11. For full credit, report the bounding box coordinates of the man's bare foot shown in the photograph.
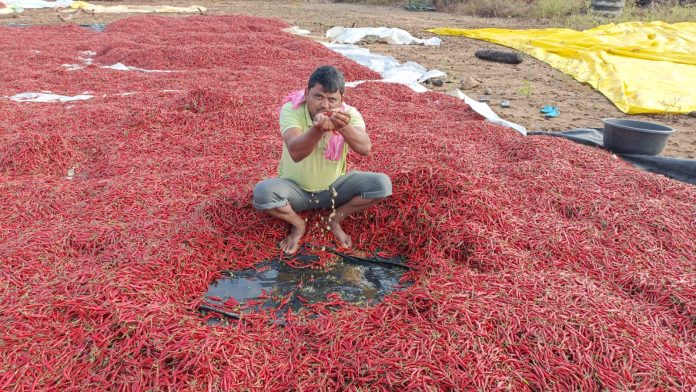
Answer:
[279,222,305,254]
[328,219,352,249]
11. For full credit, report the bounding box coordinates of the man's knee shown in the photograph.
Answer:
[252,180,269,208]
[374,173,392,195]
[363,172,392,199]
[253,179,288,210]
[359,173,392,199]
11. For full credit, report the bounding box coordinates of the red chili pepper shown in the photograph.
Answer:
[2,15,694,392]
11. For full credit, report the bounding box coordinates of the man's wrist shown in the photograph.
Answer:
[337,124,351,134]
[309,125,325,137]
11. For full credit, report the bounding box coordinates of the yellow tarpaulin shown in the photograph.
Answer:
[428,22,696,114]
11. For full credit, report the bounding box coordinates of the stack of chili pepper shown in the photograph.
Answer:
[1,15,694,391]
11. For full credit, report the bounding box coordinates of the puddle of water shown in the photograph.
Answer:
[201,254,411,323]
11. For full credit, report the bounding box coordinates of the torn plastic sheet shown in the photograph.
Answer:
[8,92,93,103]
[200,249,411,324]
[101,63,175,73]
[324,43,444,93]
[101,90,180,97]
[447,89,526,136]
[327,26,441,46]
[61,50,95,71]
[61,51,171,73]
[62,63,86,71]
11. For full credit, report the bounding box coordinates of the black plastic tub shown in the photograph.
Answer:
[603,118,675,156]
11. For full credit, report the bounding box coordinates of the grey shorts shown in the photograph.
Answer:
[253,171,392,212]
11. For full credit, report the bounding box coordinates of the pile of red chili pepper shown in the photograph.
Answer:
[1,15,695,391]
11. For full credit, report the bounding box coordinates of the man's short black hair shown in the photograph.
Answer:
[307,65,345,95]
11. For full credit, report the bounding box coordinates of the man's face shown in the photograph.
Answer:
[305,83,343,119]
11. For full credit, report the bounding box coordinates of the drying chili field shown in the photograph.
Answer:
[1,15,695,391]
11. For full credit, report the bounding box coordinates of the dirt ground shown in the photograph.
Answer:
[3,0,694,158]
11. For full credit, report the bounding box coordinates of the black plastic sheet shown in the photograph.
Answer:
[200,248,411,323]
[529,128,696,186]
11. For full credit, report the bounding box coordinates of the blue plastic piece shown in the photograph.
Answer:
[540,105,560,118]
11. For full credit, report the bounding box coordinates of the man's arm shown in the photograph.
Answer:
[331,111,371,156]
[338,125,371,156]
[283,114,333,162]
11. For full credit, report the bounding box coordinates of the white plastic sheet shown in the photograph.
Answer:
[101,63,174,73]
[9,92,93,102]
[447,89,526,135]
[0,4,15,13]
[3,0,71,9]
[62,50,95,71]
[282,26,310,36]
[323,43,444,93]
[327,26,441,46]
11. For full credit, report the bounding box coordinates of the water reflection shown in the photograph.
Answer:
[202,256,411,321]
